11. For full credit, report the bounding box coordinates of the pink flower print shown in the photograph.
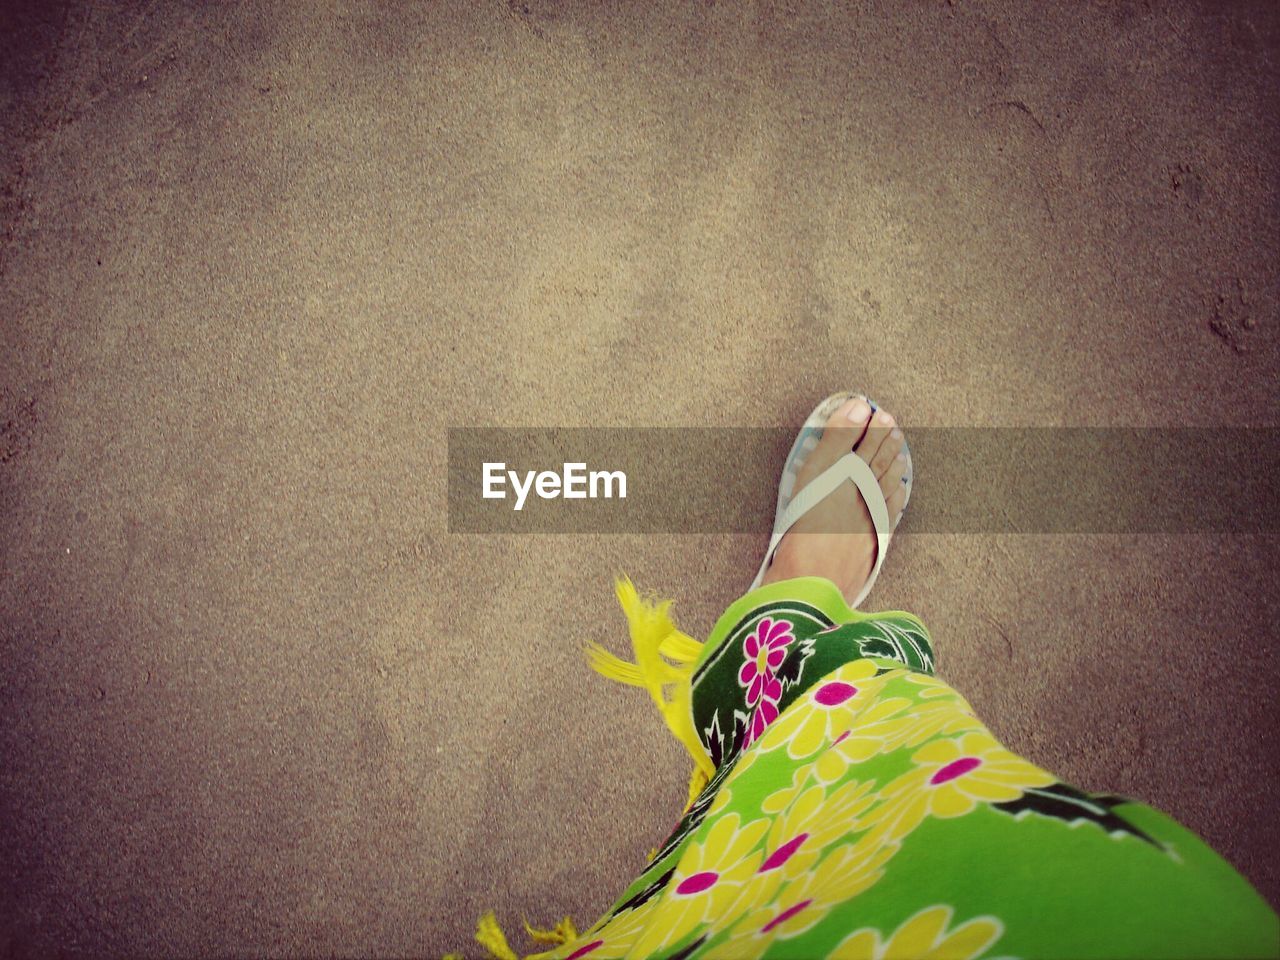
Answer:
[739,617,795,706]
[747,692,782,745]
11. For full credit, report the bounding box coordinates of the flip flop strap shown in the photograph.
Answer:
[753,452,891,609]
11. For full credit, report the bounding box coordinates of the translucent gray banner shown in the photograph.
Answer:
[447,428,1278,533]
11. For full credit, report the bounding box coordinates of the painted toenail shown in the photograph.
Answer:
[848,402,870,423]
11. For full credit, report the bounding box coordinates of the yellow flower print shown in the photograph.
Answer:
[885,696,984,751]
[700,783,877,934]
[811,696,917,784]
[828,904,1005,960]
[628,812,770,958]
[707,782,733,816]
[547,895,661,960]
[856,731,1056,845]
[707,740,767,816]
[722,740,762,786]
[697,740,765,818]
[756,660,889,760]
[808,832,900,903]
[762,763,811,815]
[702,836,898,958]
[757,781,878,878]
[901,671,961,699]
[860,661,908,686]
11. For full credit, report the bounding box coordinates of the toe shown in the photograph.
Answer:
[857,407,896,468]
[886,483,908,526]
[879,449,908,500]
[870,427,905,480]
[812,396,872,467]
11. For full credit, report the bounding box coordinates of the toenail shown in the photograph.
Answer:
[848,401,870,423]
[896,452,906,462]
[891,428,903,440]
[876,411,892,425]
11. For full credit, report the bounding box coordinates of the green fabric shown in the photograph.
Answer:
[547,578,1278,960]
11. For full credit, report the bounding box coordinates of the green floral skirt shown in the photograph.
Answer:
[492,577,1278,960]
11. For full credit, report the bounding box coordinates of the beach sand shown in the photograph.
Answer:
[1,1,1277,954]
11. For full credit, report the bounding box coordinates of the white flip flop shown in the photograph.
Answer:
[749,392,913,607]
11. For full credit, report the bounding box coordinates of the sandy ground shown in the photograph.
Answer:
[2,1,1277,956]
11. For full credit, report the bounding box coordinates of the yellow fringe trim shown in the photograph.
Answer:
[464,580,722,960]
[465,912,578,960]
[586,577,715,781]
[463,581,717,959]
[522,916,580,960]
[475,911,519,960]
[524,916,578,945]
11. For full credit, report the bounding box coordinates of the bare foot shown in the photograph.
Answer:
[760,397,908,605]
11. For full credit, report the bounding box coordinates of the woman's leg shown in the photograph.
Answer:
[553,577,1276,960]
[468,399,1269,960]
[530,397,1276,960]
